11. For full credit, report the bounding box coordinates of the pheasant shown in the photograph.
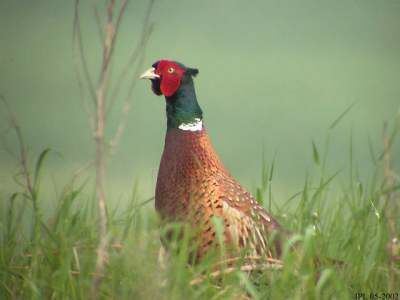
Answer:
[140,60,284,262]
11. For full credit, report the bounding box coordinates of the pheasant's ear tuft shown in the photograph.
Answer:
[187,68,199,77]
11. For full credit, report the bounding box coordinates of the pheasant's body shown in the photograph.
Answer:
[141,60,283,261]
[156,128,282,259]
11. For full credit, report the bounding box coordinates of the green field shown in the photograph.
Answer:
[0,0,399,299]
[0,134,399,298]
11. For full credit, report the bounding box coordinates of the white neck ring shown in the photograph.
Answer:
[178,118,203,132]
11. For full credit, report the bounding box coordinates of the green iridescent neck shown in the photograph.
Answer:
[165,75,203,130]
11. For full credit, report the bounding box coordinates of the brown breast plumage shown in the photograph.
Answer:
[155,128,283,261]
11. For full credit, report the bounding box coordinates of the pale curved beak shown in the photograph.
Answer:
[139,67,160,80]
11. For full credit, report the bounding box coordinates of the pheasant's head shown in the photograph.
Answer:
[140,59,202,130]
[140,60,199,98]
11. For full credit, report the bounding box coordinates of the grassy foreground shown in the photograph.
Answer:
[0,135,399,300]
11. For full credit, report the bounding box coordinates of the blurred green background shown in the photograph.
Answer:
[0,0,399,203]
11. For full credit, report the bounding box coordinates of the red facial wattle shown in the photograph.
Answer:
[160,74,181,97]
[155,60,185,97]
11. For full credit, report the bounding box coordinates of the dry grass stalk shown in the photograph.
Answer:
[189,261,283,286]
[72,0,154,297]
[109,0,155,152]
[1,97,34,199]
[1,96,42,245]
[90,1,121,298]
[73,0,154,299]
[382,121,400,290]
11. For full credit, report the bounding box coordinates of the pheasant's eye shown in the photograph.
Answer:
[167,67,175,74]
